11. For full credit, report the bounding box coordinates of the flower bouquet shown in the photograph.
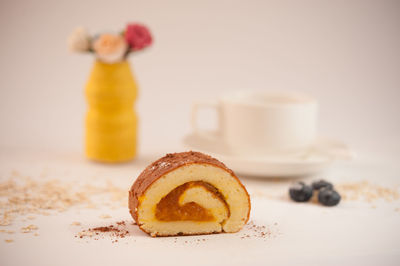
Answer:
[68,23,153,163]
[68,23,152,63]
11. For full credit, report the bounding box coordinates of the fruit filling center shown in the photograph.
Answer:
[155,181,229,221]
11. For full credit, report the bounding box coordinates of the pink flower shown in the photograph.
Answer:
[125,23,153,51]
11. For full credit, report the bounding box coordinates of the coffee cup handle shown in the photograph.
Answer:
[191,101,221,140]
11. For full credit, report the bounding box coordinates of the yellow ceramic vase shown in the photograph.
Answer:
[85,61,138,162]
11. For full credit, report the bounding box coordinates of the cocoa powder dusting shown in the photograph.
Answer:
[92,226,119,232]
[76,221,131,242]
[238,220,280,241]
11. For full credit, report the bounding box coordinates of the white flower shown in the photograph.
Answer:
[68,27,90,52]
[92,33,128,63]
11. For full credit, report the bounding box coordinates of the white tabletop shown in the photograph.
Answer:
[0,146,399,266]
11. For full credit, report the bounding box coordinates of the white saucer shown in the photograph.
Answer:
[183,132,353,178]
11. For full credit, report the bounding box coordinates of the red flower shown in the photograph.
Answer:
[125,23,153,51]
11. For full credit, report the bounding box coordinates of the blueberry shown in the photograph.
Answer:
[318,188,341,206]
[312,180,333,191]
[289,182,313,202]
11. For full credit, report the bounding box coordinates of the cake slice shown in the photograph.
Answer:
[129,151,250,237]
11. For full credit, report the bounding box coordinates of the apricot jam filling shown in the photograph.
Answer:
[155,181,229,221]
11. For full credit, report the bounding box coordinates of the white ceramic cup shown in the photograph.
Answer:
[192,91,318,157]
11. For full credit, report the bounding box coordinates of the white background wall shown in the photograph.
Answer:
[0,0,399,155]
